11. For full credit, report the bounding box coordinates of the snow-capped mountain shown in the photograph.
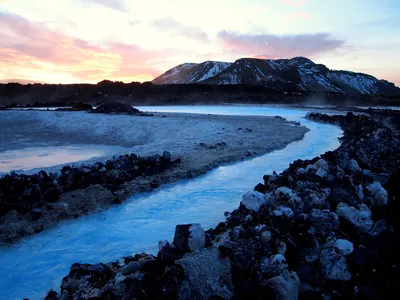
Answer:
[152,61,231,84]
[152,57,399,94]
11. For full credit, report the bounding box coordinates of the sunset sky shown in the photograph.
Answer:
[1,0,399,85]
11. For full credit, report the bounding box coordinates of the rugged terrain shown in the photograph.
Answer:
[1,58,400,107]
[153,57,400,95]
[152,61,231,85]
[45,109,400,300]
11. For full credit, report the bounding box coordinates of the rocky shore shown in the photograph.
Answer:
[44,110,400,300]
[0,152,180,244]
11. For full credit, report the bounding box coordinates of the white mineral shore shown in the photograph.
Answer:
[0,110,309,175]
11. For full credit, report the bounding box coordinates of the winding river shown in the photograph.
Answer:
[0,106,342,299]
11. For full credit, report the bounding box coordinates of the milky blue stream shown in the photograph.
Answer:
[0,106,342,299]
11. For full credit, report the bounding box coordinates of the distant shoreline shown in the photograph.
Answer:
[1,81,399,108]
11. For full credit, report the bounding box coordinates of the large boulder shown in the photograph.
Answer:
[274,187,296,199]
[272,206,294,218]
[333,165,345,180]
[334,239,354,256]
[158,240,178,262]
[315,168,328,179]
[347,159,361,173]
[366,181,388,207]
[262,269,300,300]
[308,189,330,206]
[269,254,288,271]
[308,209,340,232]
[336,203,374,232]
[173,224,205,253]
[260,230,272,245]
[319,248,352,281]
[177,248,233,299]
[314,159,329,171]
[241,191,268,212]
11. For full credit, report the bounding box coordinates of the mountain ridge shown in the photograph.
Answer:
[152,61,231,84]
[152,57,399,95]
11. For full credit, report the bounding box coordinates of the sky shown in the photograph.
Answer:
[1,0,399,85]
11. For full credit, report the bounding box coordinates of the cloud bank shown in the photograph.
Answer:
[217,30,344,59]
[152,18,209,42]
[0,13,174,83]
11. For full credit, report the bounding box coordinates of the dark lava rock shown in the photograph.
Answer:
[319,248,351,281]
[61,263,114,294]
[173,223,205,253]
[43,187,62,202]
[90,101,140,114]
[31,208,42,221]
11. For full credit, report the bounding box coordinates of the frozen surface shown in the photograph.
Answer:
[0,145,130,174]
[0,106,342,300]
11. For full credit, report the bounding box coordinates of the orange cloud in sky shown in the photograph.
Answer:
[0,13,165,83]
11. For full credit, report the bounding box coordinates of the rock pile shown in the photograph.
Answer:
[46,112,400,299]
[89,101,141,115]
[0,152,180,244]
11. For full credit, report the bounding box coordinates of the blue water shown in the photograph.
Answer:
[0,106,342,299]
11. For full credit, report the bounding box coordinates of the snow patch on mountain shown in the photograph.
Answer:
[153,61,231,84]
[152,63,198,84]
[327,72,378,94]
[196,62,231,82]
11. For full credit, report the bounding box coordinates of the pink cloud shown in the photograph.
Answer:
[0,12,181,83]
[217,30,344,59]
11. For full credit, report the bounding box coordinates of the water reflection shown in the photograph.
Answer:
[0,145,130,175]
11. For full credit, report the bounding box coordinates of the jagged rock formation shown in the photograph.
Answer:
[153,57,400,95]
[152,61,231,84]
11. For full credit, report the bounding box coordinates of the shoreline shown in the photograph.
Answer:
[0,112,309,245]
[44,109,400,300]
